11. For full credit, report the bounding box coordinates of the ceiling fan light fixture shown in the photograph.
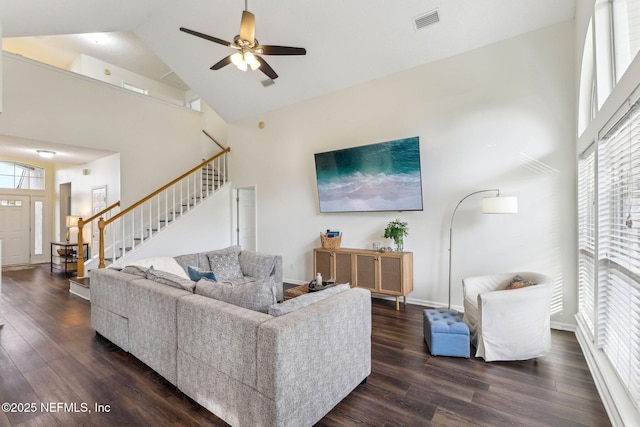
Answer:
[244,51,256,64]
[249,60,261,71]
[244,52,261,70]
[231,52,243,66]
[180,5,306,80]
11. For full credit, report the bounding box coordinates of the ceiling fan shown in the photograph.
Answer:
[179,2,306,80]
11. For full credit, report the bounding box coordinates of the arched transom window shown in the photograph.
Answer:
[0,161,45,190]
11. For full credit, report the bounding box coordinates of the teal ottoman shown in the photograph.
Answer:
[423,309,470,358]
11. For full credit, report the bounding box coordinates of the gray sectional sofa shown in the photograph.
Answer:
[90,247,372,427]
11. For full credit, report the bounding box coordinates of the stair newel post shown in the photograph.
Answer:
[98,217,106,268]
[77,217,85,277]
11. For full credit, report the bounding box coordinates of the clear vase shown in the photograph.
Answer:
[394,239,403,252]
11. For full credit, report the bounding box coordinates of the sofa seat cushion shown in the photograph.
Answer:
[268,284,351,317]
[195,277,277,313]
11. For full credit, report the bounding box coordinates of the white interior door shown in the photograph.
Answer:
[0,195,30,265]
[235,187,256,251]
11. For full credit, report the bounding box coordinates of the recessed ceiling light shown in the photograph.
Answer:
[36,150,56,158]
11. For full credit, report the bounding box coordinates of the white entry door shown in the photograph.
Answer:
[0,195,30,265]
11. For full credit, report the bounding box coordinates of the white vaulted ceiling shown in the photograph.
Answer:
[1,0,576,123]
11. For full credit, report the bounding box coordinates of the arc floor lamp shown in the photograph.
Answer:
[448,189,518,310]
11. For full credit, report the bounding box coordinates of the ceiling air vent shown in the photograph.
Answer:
[261,79,276,88]
[413,9,440,30]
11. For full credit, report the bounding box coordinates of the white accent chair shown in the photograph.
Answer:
[462,272,553,361]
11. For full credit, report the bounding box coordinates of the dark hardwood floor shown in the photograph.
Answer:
[0,265,610,426]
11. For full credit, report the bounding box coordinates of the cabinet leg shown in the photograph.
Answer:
[395,296,399,311]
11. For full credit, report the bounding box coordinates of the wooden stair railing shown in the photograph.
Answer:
[98,148,230,269]
[202,129,226,151]
[76,201,121,277]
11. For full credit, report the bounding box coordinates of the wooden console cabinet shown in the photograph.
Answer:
[314,247,413,310]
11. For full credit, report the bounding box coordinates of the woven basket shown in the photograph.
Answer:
[320,233,342,249]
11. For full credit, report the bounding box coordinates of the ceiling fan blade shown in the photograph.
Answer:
[256,56,278,80]
[239,11,256,44]
[179,27,231,47]
[210,55,233,70]
[257,45,307,56]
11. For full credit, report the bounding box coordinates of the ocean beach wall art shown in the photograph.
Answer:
[314,137,424,213]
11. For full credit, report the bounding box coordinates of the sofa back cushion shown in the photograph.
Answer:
[207,252,244,280]
[195,277,277,313]
[175,246,241,275]
[238,250,277,280]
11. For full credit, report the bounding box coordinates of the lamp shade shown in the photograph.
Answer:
[482,196,518,214]
[66,215,80,228]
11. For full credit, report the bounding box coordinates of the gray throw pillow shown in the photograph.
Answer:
[146,265,196,293]
[207,252,244,280]
[195,277,276,313]
[175,246,242,274]
[121,265,148,277]
[268,283,351,317]
[238,251,276,279]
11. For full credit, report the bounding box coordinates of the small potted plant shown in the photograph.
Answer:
[383,219,408,252]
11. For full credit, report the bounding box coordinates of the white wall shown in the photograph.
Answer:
[115,183,233,262]
[229,22,577,325]
[0,53,205,206]
[71,54,187,107]
[55,153,121,243]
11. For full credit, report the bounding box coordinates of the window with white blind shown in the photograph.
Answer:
[578,149,596,337]
[613,0,640,81]
[595,102,640,407]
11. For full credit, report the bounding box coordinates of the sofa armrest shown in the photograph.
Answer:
[90,268,141,317]
[462,273,514,308]
[256,288,371,426]
[478,283,554,361]
[177,294,273,387]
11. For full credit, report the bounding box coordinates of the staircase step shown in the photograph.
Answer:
[69,277,90,300]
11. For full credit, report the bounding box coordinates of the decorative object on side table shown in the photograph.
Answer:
[320,230,342,249]
[65,215,80,242]
[309,272,336,291]
[383,219,408,252]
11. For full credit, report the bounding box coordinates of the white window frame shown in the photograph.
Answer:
[123,82,148,95]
